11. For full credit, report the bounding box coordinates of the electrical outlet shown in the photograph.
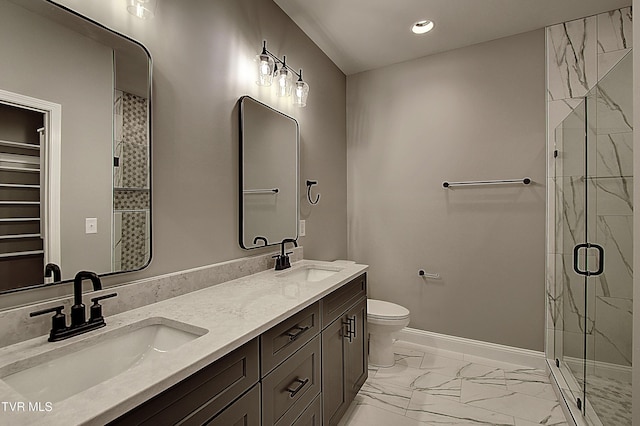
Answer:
[299,220,306,237]
[85,218,97,234]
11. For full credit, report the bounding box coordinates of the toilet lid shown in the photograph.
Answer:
[367,299,410,320]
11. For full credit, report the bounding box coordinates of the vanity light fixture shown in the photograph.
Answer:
[256,42,276,86]
[411,19,434,34]
[255,41,310,107]
[293,70,310,107]
[275,57,294,97]
[127,0,157,20]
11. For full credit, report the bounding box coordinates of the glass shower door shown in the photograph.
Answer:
[554,51,633,425]
[583,51,633,426]
[554,96,591,413]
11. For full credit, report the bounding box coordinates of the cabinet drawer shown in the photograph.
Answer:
[204,384,261,426]
[321,273,366,328]
[292,394,322,426]
[109,338,259,426]
[261,301,320,376]
[262,335,321,426]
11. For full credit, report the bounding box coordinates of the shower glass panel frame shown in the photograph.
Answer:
[552,51,632,425]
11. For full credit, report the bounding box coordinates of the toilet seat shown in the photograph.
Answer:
[367,299,410,321]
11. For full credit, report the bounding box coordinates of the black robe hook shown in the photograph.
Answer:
[306,180,320,205]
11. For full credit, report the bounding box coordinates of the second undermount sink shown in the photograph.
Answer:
[1,318,207,402]
[277,264,344,282]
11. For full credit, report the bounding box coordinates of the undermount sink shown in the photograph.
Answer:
[277,264,343,282]
[1,318,207,402]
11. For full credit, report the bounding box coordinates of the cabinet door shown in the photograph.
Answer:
[345,298,368,399]
[109,338,259,426]
[292,394,322,426]
[321,312,348,426]
[204,384,260,426]
[322,297,368,426]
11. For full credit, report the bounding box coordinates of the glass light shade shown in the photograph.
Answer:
[255,53,275,86]
[293,80,309,107]
[127,0,157,19]
[275,67,293,97]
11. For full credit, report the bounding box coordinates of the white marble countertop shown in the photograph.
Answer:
[0,260,368,425]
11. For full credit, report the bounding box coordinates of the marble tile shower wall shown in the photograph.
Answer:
[0,247,303,347]
[113,90,150,271]
[546,7,633,371]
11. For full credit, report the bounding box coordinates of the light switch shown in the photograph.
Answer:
[86,218,97,234]
[299,220,306,237]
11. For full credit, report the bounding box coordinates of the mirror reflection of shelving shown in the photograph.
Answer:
[0,103,44,291]
[0,0,152,293]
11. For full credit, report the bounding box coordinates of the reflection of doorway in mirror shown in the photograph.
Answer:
[0,89,61,292]
[112,90,150,271]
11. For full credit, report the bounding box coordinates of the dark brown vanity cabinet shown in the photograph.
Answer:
[204,384,261,426]
[260,302,322,426]
[109,338,260,426]
[321,276,368,426]
[110,273,367,426]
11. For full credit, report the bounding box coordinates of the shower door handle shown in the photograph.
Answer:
[572,243,604,276]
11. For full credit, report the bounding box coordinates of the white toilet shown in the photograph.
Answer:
[367,299,410,367]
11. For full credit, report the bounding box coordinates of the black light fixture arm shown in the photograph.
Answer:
[261,40,303,80]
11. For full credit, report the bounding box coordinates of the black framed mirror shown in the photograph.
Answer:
[0,0,152,293]
[239,96,298,249]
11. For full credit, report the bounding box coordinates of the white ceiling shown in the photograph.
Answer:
[273,0,632,75]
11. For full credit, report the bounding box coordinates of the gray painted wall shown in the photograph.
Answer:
[632,0,639,421]
[347,30,546,351]
[1,1,551,359]
[0,0,113,279]
[46,0,348,289]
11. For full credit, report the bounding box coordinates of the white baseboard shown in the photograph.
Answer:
[397,327,547,369]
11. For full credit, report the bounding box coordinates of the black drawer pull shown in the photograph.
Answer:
[342,315,357,343]
[286,325,310,341]
[349,315,357,340]
[286,377,309,398]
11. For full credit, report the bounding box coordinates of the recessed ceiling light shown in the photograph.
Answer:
[411,20,434,35]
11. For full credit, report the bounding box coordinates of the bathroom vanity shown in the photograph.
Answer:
[110,273,366,425]
[0,260,368,425]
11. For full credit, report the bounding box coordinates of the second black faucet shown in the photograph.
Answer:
[71,271,102,327]
[274,238,298,271]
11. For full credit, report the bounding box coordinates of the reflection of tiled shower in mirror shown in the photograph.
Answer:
[113,90,150,271]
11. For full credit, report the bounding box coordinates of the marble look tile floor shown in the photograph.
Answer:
[339,340,569,426]
[586,374,632,426]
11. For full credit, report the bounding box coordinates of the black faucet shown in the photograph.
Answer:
[274,238,298,270]
[30,271,117,342]
[44,263,61,282]
[71,271,102,327]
